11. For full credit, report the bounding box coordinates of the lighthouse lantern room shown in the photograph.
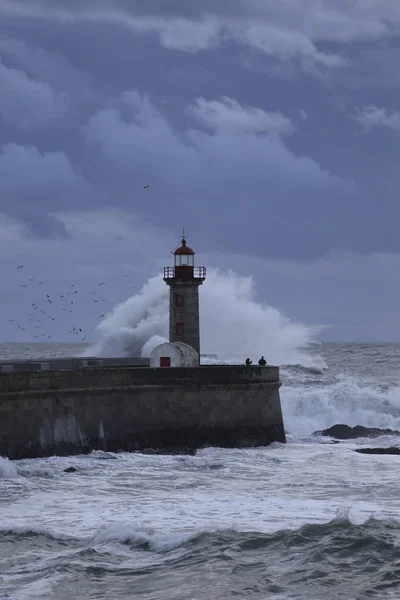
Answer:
[163,232,206,356]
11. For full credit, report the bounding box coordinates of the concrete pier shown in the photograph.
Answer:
[0,364,285,459]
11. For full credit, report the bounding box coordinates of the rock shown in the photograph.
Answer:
[63,466,77,473]
[355,447,400,455]
[313,424,400,440]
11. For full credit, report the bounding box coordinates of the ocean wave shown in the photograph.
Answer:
[2,517,400,599]
[0,457,18,479]
[282,364,325,376]
[281,375,400,437]
[91,525,197,552]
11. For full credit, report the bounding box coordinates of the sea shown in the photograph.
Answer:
[2,341,400,600]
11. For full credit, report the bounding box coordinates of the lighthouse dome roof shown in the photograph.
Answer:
[173,238,195,255]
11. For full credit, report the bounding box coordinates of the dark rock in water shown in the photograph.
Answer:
[355,447,400,455]
[63,466,77,473]
[314,424,400,440]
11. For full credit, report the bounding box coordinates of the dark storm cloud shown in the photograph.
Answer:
[5,0,400,65]
[0,0,399,259]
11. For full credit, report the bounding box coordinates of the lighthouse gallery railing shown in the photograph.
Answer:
[163,267,206,279]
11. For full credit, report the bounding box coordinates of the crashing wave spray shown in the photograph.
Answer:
[83,268,324,367]
[281,374,400,436]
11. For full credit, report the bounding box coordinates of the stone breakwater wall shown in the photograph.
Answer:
[0,364,285,459]
[0,356,150,373]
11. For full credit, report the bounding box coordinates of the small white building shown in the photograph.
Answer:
[150,342,199,368]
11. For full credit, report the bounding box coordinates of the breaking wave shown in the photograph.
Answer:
[281,374,400,437]
[2,518,400,599]
[83,269,324,367]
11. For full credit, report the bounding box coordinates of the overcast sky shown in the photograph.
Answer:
[0,0,399,343]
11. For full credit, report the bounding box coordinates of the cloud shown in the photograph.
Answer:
[82,90,359,258]
[84,90,348,193]
[187,96,295,135]
[4,0,393,65]
[355,105,400,133]
[0,143,93,236]
[0,35,91,97]
[0,59,67,128]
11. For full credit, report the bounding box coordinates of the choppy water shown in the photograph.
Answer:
[2,342,400,599]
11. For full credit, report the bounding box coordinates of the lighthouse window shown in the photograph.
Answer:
[176,322,184,336]
[175,294,184,308]
[175,254,194,267]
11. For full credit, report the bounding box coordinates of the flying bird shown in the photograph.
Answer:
[17,265,23,269]
[143,185,149,190]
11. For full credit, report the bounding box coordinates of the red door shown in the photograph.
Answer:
[160,356,171,367]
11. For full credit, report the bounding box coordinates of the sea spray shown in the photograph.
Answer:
[83,268,324,366]
[281,373,400,436]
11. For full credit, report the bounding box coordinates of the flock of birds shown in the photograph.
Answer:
[8,264,137,343]
[7,186,153,343]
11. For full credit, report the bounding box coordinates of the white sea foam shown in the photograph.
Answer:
[91,524,196,552]
[0,457,18,479]
[83,269,324,367]
[281,374,400,436]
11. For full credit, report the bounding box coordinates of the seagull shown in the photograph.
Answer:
[17,265,24,269]
[100,314,105,318]
[99,282,105,287]
[143,184,149,190]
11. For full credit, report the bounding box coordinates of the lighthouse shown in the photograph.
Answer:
[163,233,206,356]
